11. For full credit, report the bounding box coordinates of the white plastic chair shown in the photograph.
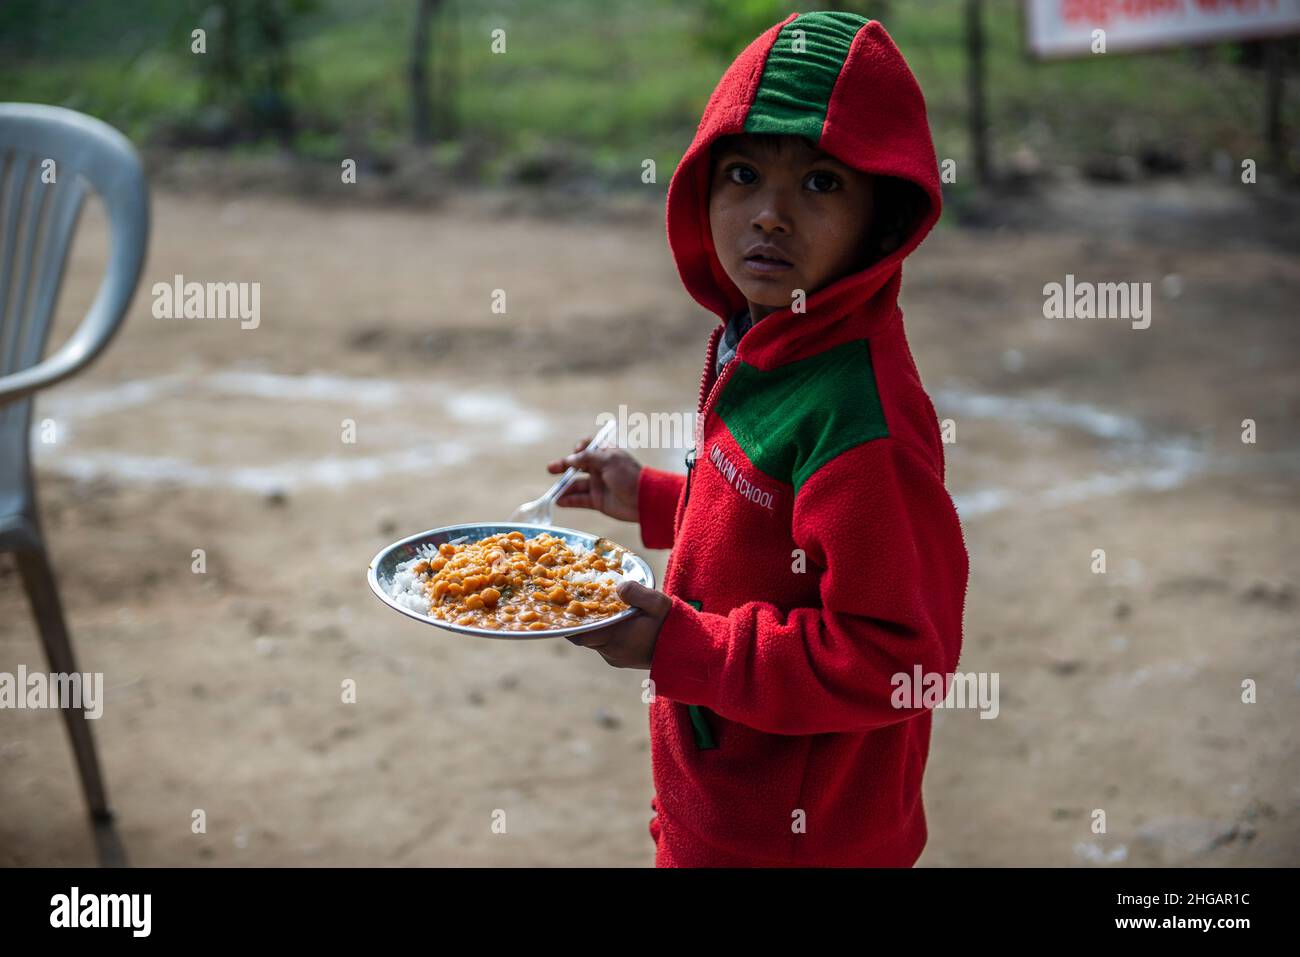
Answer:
[0,103,150,826]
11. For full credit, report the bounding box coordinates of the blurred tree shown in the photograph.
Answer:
[197,0,318,146]
[410,0,461,145]
[434,0,461,140]
[965,0,990,184]
[410,0,440,145]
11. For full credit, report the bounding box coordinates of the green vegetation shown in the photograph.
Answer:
[1,0,1294,185]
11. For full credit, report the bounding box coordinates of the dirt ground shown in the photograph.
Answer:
[1,174,1297,867]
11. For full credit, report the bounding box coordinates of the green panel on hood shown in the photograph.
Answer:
[743,11,869,143]
[714,338,889,494]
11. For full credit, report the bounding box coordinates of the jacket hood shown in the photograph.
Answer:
[665,11,943,369]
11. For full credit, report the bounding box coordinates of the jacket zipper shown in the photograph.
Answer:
[679,325,733,752]
[680,326,731,516]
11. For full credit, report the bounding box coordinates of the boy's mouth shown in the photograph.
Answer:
[743,244,794,274]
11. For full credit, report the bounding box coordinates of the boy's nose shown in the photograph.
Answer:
[750,208,792,234]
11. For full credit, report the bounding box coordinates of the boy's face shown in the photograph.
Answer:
[708,134,876,318]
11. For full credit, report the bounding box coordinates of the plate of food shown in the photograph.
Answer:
[367,522,655,640]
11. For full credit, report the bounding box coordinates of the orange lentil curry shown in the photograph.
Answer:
[413,531,628,631]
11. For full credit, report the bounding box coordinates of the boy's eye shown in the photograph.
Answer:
[805,171,839,193]
[726,164,757,185]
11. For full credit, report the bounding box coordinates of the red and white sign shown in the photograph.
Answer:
[1025,0,1300,58]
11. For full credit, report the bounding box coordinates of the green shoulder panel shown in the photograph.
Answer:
[714,338,889,495]
[743,11,868,143]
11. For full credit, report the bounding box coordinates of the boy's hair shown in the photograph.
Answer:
[709,132,929,266]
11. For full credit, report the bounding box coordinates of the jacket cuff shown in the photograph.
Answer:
[636,466,685,551]
[649,596,722,708]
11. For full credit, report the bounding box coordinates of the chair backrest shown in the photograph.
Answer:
[0,103,149,525]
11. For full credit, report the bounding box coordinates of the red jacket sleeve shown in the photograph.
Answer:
[637,465,686,551]
[648,437,969,735]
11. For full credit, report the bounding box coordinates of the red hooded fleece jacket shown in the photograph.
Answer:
[638,12,969,867]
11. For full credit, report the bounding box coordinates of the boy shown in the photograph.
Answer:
[545,11,968,867]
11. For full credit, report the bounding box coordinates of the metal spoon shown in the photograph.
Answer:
[510,419,617,526]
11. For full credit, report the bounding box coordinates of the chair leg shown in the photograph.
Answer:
[14,546,113,824]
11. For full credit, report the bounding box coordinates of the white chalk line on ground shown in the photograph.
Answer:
[30,371,544,493]
[935,390,1300,520]
[935,388,1296,519]
[26,374,1298,507]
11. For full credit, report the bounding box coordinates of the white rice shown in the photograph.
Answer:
[389,555,433,614]
[387,539,626,619]
[564,568,627,586]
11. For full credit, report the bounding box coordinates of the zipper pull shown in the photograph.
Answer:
[682,445,697,507]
